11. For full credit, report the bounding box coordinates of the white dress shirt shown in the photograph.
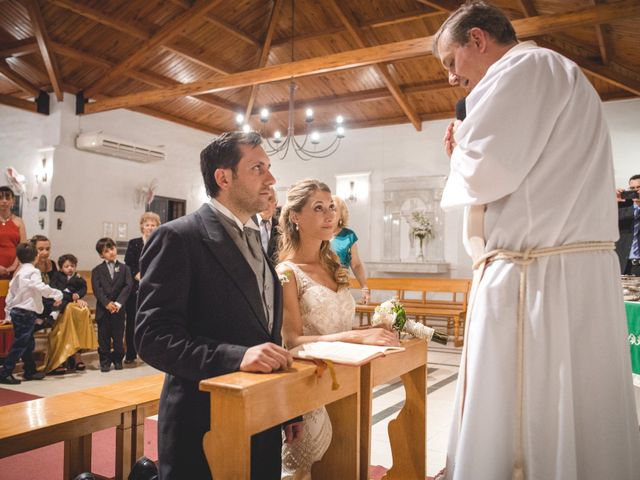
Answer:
[5,263,63,318]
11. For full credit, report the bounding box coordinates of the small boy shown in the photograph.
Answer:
[0,243,63,384]
[50,254,88,314]
[91,238,132,372]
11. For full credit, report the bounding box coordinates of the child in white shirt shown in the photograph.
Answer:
[0,242,62,384]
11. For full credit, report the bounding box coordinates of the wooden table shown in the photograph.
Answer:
[360,338,428,480]
[0,391,132,479]
[200,360,361,479]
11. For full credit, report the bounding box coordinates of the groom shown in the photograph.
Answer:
[135,131,296,479]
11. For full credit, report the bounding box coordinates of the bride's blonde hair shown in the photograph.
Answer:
[278,179,349,287]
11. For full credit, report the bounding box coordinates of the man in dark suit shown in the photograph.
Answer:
[254,186,281,264]
[91,238,133,372]
[616,174,640,275]
[135,131,299,480]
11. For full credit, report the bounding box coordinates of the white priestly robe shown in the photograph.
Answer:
[441,41,640,480]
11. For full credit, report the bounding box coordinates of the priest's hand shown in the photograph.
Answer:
[240,342,293,373]
[283,421,304,443]
[444,120,461,157]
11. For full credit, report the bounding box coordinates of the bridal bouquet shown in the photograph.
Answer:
[372,297,448,345]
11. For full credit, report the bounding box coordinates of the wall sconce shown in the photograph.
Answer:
[35,158,48,184]
[38,218,44,229]
[57,218,62,230]
[347,181,357,203]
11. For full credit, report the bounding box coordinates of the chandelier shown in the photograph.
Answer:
[235,0,345,161]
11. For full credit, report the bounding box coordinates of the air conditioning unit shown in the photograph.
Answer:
[75,132,166,163]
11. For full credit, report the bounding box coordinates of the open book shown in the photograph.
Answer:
[292,341,405,366]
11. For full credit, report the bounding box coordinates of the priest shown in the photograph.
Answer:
[434,2,640,479]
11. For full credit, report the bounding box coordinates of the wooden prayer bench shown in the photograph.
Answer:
[0,373,164,480]
[350,277,471,347]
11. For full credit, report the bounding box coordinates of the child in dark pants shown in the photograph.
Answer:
[0,243,62,384]
[91,238,132,372]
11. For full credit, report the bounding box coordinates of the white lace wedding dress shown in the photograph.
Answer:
[280,261,355,479]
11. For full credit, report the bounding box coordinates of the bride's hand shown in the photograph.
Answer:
[354,328,399,347]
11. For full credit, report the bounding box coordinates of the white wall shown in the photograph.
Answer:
[1,96,639,274]
[0,95,211,269]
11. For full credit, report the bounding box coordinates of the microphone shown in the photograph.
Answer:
[455,97,466,121]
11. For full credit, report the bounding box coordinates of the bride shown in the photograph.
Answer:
[276,179,398,479]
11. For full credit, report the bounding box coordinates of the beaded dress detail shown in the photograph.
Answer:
[280,261,355,478]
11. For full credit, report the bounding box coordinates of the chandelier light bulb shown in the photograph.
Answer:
[310,131,320,144]
[235,113,244,125]
[242,124,251,133]
[305,108,314,122]
[273,130,282,143]
[260,108,269,122]
[336,126,345,138]
[336,115,344,124]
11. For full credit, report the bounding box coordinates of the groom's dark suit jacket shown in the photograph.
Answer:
[135,204,284,480]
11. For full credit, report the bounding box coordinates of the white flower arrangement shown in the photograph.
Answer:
[409,211,434,241]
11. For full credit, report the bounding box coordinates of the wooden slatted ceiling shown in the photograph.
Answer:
[0,0,638,134]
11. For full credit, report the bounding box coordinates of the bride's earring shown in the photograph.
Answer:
[295,223,299,231]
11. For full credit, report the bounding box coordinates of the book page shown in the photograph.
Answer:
[293,341,405,366]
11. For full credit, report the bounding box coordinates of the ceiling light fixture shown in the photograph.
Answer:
[236,0,345,161]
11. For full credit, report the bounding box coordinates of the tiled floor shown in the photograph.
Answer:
[1,344,462,477]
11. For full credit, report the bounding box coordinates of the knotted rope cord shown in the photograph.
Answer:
[467,241,615,480]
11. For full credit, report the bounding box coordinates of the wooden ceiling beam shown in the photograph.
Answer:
[203,14,261,47]
[132,105,223,134]
[84,0,223,98]
[51,42,242,112]
[162,44,232,75]
[327,0,422,131]
[591,0,612,65]
[244,0,282,121]
[0,39,39,58]
[0,92,39,113]
[0,59,40,97]
[166,0,260,47]
[25,0,63,101]
[47,0,150,40]
[251,80,452,116]
[415,0,460,12]
[271,10,445,47]
[83,1,640,114]
[515,0,538,18]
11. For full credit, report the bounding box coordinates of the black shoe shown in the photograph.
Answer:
[23,371,46,381]
[100,365,111,372]
[124,358,136,364]
[114,362,123,370]
[0,374,21,385]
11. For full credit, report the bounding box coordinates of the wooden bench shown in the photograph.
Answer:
[350,277,471,347]
[0,373,164,480]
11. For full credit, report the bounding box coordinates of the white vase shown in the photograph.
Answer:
[416,237,425,262]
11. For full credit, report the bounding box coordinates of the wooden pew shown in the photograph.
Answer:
[0,373,164,480]
[200,360,361,479]
[350,277,471,347]
[0,391,133,480]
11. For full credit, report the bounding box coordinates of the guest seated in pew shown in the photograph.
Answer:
[331,195,370,304]
[45,253,98,373]
[135,132,298,480]
[0,242,62,384]
[276,179,398,479]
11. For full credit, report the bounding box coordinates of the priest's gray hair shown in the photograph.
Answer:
[433,1,517,59]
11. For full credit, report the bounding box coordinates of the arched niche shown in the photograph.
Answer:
[382,176,445,262]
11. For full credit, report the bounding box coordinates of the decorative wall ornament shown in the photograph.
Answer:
[38,195,47,212]
[54,195,66,212]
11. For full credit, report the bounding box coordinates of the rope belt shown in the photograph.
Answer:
[469,241,615,480]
